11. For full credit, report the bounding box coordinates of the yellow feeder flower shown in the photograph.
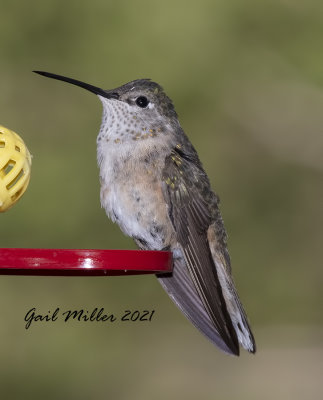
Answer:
[0,125,32,212]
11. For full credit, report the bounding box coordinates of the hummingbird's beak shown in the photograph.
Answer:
[33,71,119,99]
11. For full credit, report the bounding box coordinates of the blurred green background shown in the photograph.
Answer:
[1,0,322,399]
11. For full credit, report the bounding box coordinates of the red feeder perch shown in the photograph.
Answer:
[0,248,173,276]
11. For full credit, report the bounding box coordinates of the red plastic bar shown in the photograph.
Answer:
[0,248,173,276]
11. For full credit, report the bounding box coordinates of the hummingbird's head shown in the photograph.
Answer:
[106,78,178,120]
[34,71,180,145]
[97,78,180,143]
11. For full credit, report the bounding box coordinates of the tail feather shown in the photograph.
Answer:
[209,248,256,353]
[214,258,256,353]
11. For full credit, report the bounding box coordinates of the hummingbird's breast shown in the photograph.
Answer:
[98,143,175,251]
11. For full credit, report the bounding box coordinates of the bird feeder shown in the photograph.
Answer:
[0,125,31,212]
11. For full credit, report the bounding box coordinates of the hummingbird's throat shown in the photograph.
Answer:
[97,96,160,145]
[97,96,131,143]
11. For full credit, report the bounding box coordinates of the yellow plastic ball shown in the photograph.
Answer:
[0,125,32,212]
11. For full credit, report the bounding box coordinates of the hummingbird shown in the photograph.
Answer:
[34,71,256,355]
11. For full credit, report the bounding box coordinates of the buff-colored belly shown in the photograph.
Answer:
[101,173,174,250]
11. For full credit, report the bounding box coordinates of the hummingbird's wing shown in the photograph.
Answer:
[158,257,238,354]
[160,144,255,355]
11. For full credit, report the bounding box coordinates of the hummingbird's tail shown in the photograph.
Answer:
[207,224,256,354]
[158,257,240,355]
[213,258,256,354]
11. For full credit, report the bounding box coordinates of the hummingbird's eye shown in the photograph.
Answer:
[135,96,149,108]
